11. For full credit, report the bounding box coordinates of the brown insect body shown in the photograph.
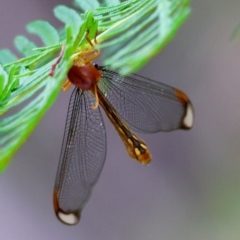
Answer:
[68,64,101,91]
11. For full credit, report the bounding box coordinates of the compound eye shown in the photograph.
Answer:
[93,62,99,69]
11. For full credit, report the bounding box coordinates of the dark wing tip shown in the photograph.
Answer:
[174,88,194,129]
[53,188,80,226]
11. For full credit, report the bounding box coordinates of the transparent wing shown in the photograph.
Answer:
[53,88,106,225]
[98,66,194,133]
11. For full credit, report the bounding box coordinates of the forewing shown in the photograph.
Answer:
[53,88,106,225]
[98,66,194,133]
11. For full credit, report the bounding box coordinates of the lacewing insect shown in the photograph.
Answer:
[52,38,194,225]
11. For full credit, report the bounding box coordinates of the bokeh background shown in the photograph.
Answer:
[1,0,240,239]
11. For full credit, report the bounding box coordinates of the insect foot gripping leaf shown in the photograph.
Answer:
[52,33,194,225]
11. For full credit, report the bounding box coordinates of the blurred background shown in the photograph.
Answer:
[1,0,240,239]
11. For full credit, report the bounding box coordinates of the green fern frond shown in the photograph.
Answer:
[0,0,191,171]
[88,0,191,74]
[0,11,98,171]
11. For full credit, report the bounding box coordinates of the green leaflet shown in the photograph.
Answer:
[0,49,18,65]
[54,5,82,42]
[0,65,18,102]
[0,0,191,171]
[14,35,38,56]
[104,0,121,6]
[26,20,60,46]
[74,0,100,11]
[0,65,8,96]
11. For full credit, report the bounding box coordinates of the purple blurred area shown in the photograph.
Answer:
[1,0,240,239]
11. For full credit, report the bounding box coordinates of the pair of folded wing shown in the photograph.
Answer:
[53,66,194,225]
